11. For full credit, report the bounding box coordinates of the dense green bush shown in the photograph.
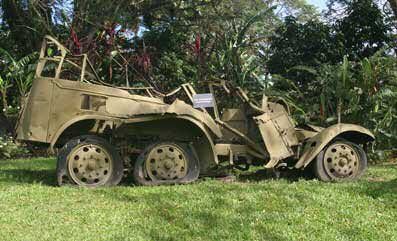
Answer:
[0,136,28,159]
[269,52,397,159]
[265,0,396,159]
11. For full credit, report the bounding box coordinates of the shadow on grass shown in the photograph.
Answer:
[236,168,314,183]
[357,178,397,199]
[0,166,312,187]
[347,163,397,199]
[0,169,57,186]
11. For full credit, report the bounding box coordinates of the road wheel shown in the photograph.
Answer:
[133,142,200,186]
[57,135,123,187]
[313,140,367,181]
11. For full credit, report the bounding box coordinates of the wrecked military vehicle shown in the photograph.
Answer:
[15,36,375,187]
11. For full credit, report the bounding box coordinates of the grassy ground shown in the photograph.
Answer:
[0,158,396,241]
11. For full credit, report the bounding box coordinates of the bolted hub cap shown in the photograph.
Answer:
[323,143,360,179]
[145,144,188,181]
[67,144,113,186]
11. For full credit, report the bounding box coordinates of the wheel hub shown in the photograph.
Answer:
[67,144,113,186]
[323,143,360,179]
[145,144,188,181]
[164,159,174,169]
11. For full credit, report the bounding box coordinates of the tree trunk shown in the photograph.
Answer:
[387,0,397,56]
[1,90,8,113]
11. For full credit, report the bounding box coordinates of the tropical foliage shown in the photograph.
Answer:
[0,0,396,158]
[0,49,37,115]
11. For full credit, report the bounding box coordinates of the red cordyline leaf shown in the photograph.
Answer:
[320,103,324,118]
[194,33,201,56]
[70,27,82,54]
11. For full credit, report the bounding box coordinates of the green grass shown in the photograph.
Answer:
[0,158,397,241]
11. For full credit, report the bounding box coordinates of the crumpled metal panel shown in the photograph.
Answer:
[255,113,293,166]
[254,102,299,168]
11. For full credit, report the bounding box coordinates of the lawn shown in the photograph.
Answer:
[0,158,396,241]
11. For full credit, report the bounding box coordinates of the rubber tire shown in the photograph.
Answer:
[133,142,200,186]
[313,140,367,182]
[56,135,124,187]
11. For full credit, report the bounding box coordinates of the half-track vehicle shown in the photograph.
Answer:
[15,36,375,187]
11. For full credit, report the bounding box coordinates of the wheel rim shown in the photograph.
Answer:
[323,142,360,179]
[67,144,113,186]
[144,144,188,181]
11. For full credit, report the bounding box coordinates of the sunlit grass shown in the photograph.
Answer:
[0,158,396,241]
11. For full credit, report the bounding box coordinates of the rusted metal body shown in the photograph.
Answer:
[15,36,375,186]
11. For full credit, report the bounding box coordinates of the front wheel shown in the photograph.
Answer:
[313,140,367,181]
[133,142,200,186]
[56,135,124,187]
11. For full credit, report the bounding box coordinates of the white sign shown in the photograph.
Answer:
[193,93,214,108]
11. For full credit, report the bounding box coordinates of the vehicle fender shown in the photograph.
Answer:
[49,114,115,153]
[164,99,222,138]
[176,115,219,165]
[122,114,219,166]
[50,114,219,167]
[294,123,375,169]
